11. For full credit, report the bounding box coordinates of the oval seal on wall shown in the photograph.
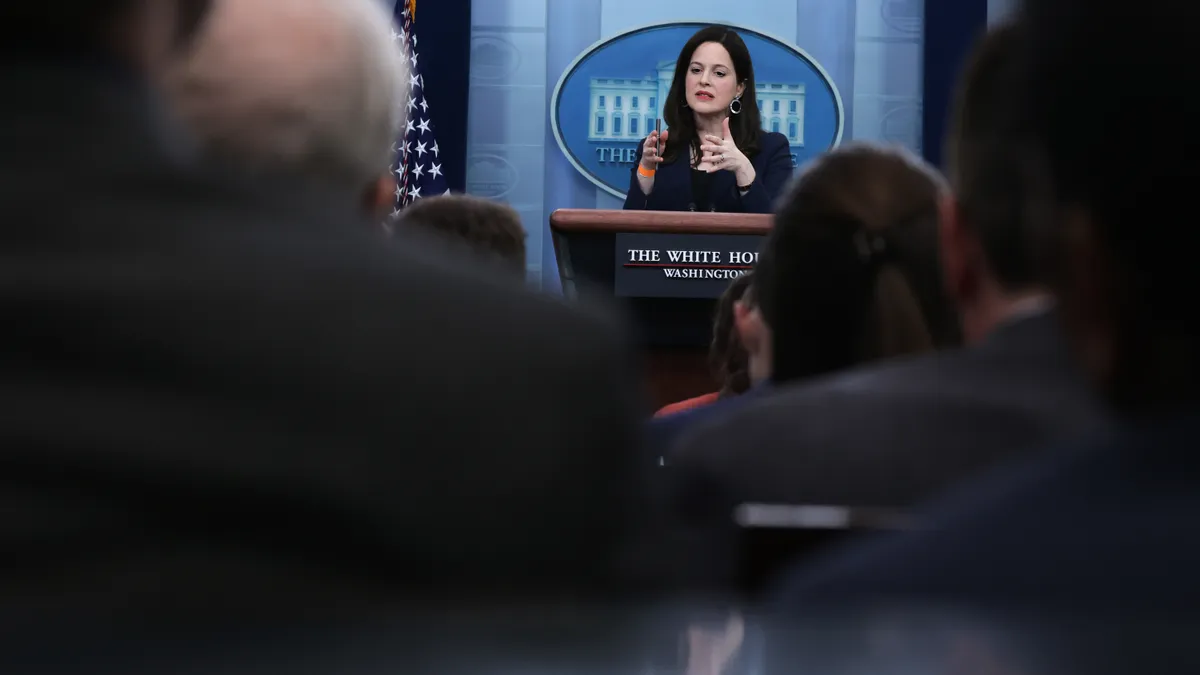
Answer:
[550,21,844,199]
[466,153,518,199]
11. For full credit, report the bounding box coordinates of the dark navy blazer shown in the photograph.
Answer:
[768,410,1200,617]
[622,131,794,213]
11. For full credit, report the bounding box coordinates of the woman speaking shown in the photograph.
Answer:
[623,25,794,213]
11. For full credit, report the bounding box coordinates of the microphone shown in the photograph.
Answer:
[690,167,714,212]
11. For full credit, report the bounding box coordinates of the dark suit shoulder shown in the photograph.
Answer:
[804,311,1081,398]
[670,313,1101,507]
[680,310,1092,442]
[671,346,983,461]
[771,414,1200,615]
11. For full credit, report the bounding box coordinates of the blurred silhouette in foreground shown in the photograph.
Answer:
[771,1,1199,623]
[0,0,647,620]
[161,0,408,220]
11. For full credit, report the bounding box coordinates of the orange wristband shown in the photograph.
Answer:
[637,165,656,178]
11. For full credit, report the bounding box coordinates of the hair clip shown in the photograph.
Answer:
[854,230,887,263]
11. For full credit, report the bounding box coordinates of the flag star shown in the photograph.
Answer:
[417,118,431,134]
[405,118,415,134]
[410,51,418,69]
[406,97,417,112]
[419,74,424,88]
[412,163,425,179]
[419,97,429,113]
[413,35,418,47]
[391,207,402,218]
[409,72,420,90]
[415,140,427,157]
[393,165,404,177]
[401,7,408,17]
[444,188,452,195]
[394,184,404,199]
[408,185,422,199]
[406,141,414,155]
[391,29,401,42]
[431,141,440,157]
[429,163,442,179]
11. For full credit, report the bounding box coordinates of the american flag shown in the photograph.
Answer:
[390,0,449,217]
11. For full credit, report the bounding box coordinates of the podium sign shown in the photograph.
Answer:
[615,232,765,299]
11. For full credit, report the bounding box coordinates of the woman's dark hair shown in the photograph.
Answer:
[708,271,756,398]
[661,25,763,166]
[755,143,962,385]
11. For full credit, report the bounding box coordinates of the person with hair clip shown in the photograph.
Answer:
[661,142,962,591]
[658,144,960,457]
[749,144,961,387]
[622,25,794,213]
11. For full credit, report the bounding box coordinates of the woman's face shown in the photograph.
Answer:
[684,41,745,115]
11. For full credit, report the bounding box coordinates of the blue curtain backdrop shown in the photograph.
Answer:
[923,0,988,167]
[394,0,471,192]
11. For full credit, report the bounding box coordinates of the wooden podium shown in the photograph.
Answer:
[549,209,771,410]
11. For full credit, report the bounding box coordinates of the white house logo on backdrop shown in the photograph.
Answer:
[551,22,843,199]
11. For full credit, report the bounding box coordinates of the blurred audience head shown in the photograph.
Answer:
[708,271,756,398]
[732,273,773,389]
[756,143,961,385]
[394,194,528,278]
[162,0,406,218]
[1020,0,1200,411]
[3,1,212,69]
[941,19,1053,344]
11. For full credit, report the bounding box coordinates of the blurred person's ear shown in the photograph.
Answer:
[937,193,985,313]
[734,300,768,359]
[363,174,397,219]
